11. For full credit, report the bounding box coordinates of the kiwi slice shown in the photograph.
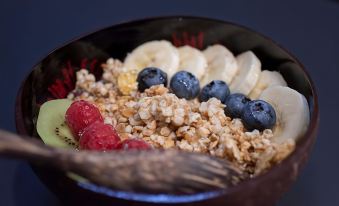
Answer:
[37,99,86,182]
[36,99,78,148]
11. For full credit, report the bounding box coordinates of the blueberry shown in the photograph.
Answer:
[224,93,250,118]
[137,67,167,92]
[170,71,200,100]
[199,80,230,103]
[241,100,276,131]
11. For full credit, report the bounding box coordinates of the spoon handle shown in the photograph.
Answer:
[0,129,56,162]
[0,129,246,194]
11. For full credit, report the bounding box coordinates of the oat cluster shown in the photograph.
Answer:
[67,58,295,175]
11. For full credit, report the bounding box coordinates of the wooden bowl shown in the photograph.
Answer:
[15,16,319,206]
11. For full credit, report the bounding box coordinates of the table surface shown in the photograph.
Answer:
[1,0,338,205]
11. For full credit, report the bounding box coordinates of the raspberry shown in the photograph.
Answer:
[65,100,103,140]
[116,139,151,150]
[79,121,121,151]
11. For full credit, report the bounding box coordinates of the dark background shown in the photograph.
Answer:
[0,0,338,205]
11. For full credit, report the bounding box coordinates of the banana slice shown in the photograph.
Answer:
[201,44,238,85]
[230,51,261,95]
[124,40,179,78]
[249,70,287,99]
[177,45,207,79]
[260,86,310,144]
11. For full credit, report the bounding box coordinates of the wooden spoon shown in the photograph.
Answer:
[0,129,247,194]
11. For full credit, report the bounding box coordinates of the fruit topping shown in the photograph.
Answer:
[137,67,168,92]
[202,44,238,85]
[36,99,78,148]
[177,45,207,79]
[124,40,179,79]
[249,70,287,99]
[224,93,251,118]
[116,139,151,150]
[65,100,103,139]
[199,80,230,103]
[170,71,200,100]
[241,100,276,131]
[259,86,310,143]
[79,121,121,151]
[230,51,261,95]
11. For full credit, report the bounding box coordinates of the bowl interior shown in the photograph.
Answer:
[15,16,317,204]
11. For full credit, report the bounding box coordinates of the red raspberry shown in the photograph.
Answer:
[79,121,121,151]
[65,100,103,140]
[116,139,151,150]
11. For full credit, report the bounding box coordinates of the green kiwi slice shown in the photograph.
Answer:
[36,99,78,148]
[37,99,87,182]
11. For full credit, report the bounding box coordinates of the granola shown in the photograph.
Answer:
[67,58,295,175]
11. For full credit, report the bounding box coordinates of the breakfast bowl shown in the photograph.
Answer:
[15,16,319,206]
